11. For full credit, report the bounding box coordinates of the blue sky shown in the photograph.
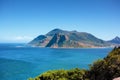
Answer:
[0,0,120,43]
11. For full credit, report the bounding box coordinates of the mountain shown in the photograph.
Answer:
[46,33,69,48]
[29,35,52,47]
[29,28,111,48]
[108,36,120,44]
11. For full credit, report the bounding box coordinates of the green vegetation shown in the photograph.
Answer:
[28,47,120,80]
[29,68,87,80]
[86,47,120,80]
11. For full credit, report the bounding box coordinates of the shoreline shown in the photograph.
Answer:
[30,45,114,49]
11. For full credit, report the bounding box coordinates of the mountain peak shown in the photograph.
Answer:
[114,36,120,39]
[52,28,62,31]
[71,30,78,32]
[46,28,67,36]
[108,36,120,44]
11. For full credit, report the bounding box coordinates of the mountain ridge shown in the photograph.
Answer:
[29,28,119,48]
[107,36,120,44]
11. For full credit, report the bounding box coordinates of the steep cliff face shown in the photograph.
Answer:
[29,28,113,48]
[46,33,69,48]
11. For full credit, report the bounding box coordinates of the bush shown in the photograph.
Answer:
[86,47,120,80]
[28,68,87,80]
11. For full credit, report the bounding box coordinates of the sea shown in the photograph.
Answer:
[0,43,113,80]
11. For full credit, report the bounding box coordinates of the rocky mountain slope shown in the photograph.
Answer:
[108,36,120,44]
[29,29,112,48]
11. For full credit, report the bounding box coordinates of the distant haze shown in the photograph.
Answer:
[0,0,120,43]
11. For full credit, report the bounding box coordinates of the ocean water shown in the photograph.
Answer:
[0,43,112,80]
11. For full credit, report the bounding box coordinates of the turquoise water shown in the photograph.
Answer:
[0,43,112,80]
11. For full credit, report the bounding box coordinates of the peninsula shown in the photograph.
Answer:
[29,29,119,48]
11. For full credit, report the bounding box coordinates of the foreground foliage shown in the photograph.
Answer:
[86,47,120,80]
[29,68,87,80]
[29,47,120,80]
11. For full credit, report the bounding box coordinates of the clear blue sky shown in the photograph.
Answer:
[0,0,120,43]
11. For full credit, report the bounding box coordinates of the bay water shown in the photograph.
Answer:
[0,43,112,80]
